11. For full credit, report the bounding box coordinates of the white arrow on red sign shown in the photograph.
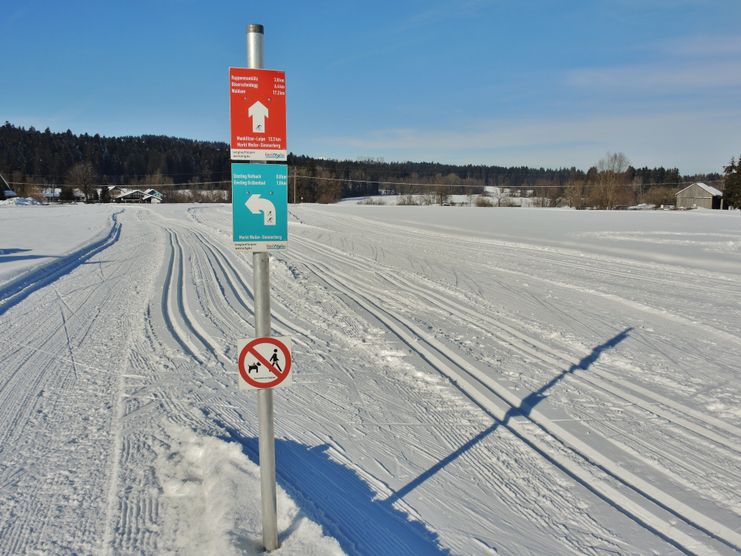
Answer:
[248,101,269,134]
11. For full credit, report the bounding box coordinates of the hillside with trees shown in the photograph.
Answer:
[0,122,721,206]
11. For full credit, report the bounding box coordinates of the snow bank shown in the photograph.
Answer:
[0,197,40,206]
[155,424,344,555]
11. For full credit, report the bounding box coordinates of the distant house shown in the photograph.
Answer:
[113,187,164,203]
[675,182,724,210]
[42,187,60,202]
[0,174,17,200]
[143,188,164,203]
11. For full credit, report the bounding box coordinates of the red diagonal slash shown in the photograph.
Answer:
[238,337,292,389]
[247,346,285,379]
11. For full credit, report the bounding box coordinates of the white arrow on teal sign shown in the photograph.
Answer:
[245,194,276,225]
[232,163,288,252]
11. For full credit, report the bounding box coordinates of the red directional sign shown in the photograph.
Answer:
[229,67,287,162]
[238,336,292,390]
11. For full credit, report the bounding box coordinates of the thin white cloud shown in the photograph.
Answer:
[313,109,741,173]
[658,35,741,57]
[568,31,741,93]
[405,0,493,28]
[606,0,710,10]
[566,61,741,92]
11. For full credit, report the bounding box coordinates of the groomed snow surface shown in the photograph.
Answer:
[1,203,740,555]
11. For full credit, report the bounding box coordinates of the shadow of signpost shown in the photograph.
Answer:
[222,328,632,555]
[386,327,633,506]
[222,425,449,555]
[0,253,59,263]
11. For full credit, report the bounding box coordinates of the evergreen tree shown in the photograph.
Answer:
[723,156,741,209]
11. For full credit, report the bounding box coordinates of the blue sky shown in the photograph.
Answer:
[2,0,739,173]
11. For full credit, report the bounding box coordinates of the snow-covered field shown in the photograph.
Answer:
[1,203,740,555]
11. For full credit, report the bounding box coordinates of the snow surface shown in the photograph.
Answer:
[1,203,740,554]
[0,204,115,288]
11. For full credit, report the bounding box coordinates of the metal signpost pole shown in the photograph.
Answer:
[247,23,279,552]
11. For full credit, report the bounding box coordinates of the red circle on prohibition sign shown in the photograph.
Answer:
[238,337,292,389]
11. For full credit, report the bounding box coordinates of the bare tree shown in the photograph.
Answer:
[488,186,509,207]
[593,152,630,209]
[565,179,587,209]
[642,186,676,207]
[66,162,97,202]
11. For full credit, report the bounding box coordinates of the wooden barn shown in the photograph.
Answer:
[675,182,724,210]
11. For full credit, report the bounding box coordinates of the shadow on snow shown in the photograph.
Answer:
[0,253,59,263]
[385,327,633,505]
[219,328,631,555]
[0,217,120,316]
[220,423,449,556]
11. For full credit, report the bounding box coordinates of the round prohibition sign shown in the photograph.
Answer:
[238,337,292,389]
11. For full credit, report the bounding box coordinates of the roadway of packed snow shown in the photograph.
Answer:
[1,202,740,555]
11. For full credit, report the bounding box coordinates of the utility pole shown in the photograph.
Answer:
[247,22,279,552]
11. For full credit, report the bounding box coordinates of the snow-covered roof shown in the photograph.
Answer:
[117,189,144,198]
[114,188,162,202]
[676,182,723,197]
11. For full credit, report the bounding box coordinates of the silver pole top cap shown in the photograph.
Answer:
[247,23,264,34]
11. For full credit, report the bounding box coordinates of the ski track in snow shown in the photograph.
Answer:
[1,203,740,555]
[290,241,738,553]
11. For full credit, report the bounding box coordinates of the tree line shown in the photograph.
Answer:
[0,122,726,207]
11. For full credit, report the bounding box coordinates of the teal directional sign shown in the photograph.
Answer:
[232,163,288,251]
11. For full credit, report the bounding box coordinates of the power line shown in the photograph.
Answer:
[8,180,232,188]
[291,174,724,189]
[8,175,724,190]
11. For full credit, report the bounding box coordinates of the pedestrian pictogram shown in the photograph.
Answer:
[238,336,292,390]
